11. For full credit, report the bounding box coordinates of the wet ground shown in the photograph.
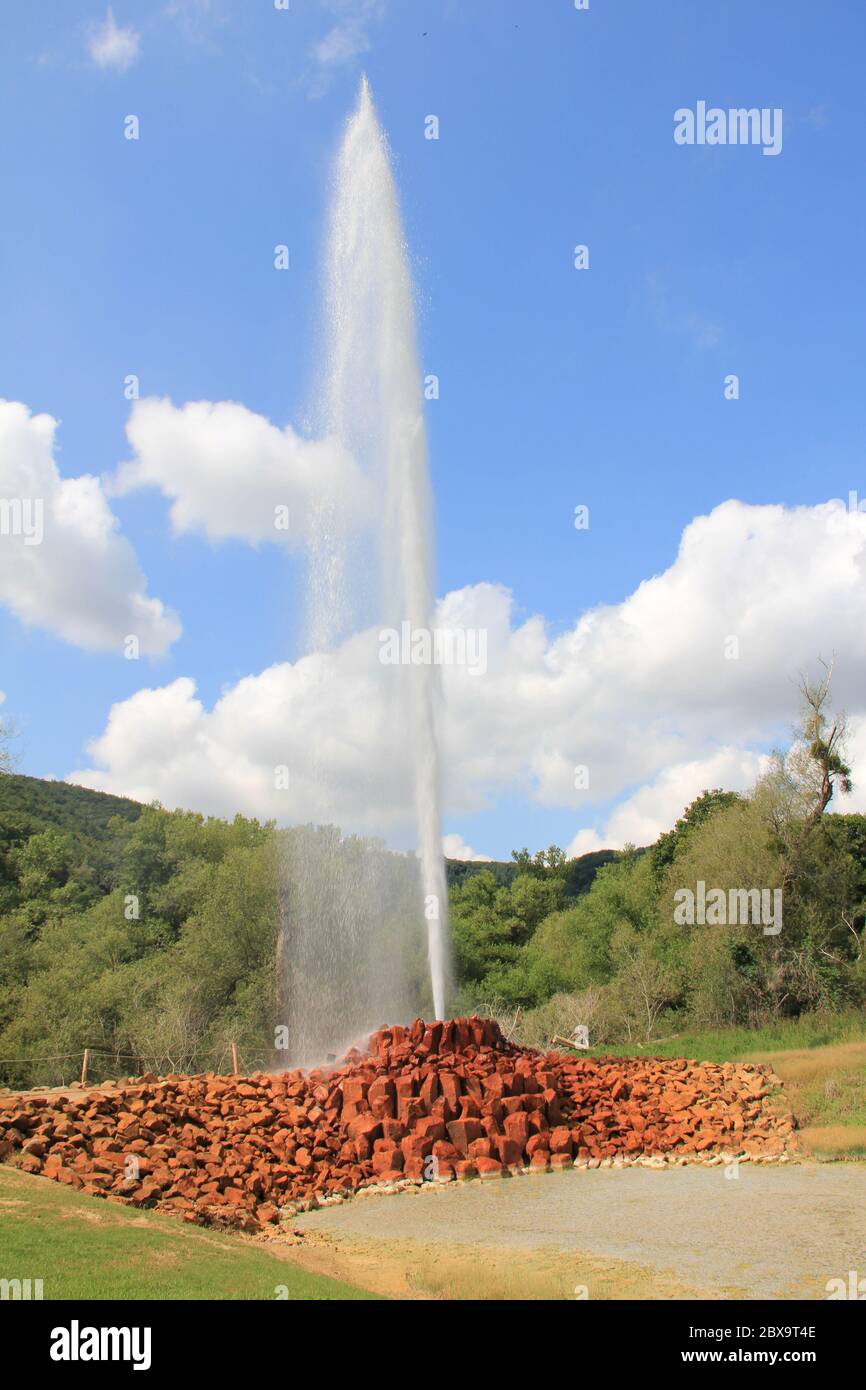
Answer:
[288,1161,866,1299]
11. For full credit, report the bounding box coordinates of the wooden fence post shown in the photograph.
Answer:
[80,1048,89,1086]
[231,1042,239,1076]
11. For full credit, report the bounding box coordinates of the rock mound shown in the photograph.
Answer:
[0,1017,793,1229]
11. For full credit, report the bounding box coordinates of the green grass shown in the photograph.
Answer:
[0,1166,378,1301]
[585,1009,866,1064]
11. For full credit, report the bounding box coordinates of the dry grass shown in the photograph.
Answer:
[794,1125,866,1159]
[281,1229,730,1301]
[742,1041,866,1159]
[745,1040,866,1083]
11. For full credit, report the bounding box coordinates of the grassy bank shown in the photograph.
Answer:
[585,1009,866,1062]
[0,1166,377,1301]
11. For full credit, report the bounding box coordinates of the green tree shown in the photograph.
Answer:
[511,845,569,879]
[607,922,682,1043]
[650,789,742,879]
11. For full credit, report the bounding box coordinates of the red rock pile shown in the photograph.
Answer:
[0,1017,793,1230]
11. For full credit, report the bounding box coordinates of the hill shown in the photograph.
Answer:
[0,772,142,847]
[0,772,614,902]
[445,849,617,899]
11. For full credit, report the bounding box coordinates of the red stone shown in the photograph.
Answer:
[492,1136,523,1168]
[467,1137,492,1159]
[346,1113,382,1143]
[367,1077,396,1118]
[398,1096,426,1127]
[372,1146,404,1175]
[401,1133,433,1161]
[439,1072,461,1110]
[504,1111,530,1148]
[446,1118,484,1156]
[475,1156,503,1178]
[414,1117,446,1143]
[526,1132,550,1156]
[549,1126,573,1156]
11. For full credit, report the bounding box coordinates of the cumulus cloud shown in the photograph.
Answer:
[69,499,866,853]
[442,834,489,863]
[567,748,770,855]
[70,640,417,834]
[88,7,140,72]
[0,400,180,655]
[110,397,371,547]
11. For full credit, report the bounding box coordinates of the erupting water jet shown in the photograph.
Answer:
[278,78,449,1062]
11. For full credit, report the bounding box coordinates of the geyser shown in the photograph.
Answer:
[277,78,449,1063]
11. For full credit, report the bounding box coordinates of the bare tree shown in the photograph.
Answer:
[0,711,15,773]
[796,658,852,824]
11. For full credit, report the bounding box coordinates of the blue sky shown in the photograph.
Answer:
[2,1,866,859]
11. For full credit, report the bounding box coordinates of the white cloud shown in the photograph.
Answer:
[110,397,371,547]
[316,22,371,67]
[442,833,489,863]
[163,1,226,44]
[836,714,866,814]
[0,400,180,655]
[69,499,866,853]
[88,7,140,72]
[566,748,769,855]
[70,623,425,834]
[646,271,721,349]
[306,0,384,95]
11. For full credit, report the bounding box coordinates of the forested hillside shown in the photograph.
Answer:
[1,665,865,1088]
[0,776,618,1086]
[0,774,142,840]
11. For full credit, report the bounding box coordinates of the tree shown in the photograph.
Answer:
[608,924,681,1043]
[451,871,538,989]
[511,845,568,879]
[664,798,787,1024]
[754,660,854,898]
[15,828,74,902]
[0,710,16,774]
[668,780,863,1022]
[650,789,742,879]
[796,659,852,823]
